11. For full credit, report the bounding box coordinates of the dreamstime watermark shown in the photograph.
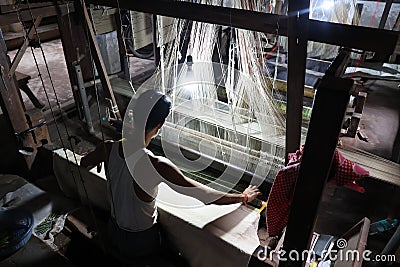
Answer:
[257,238,396,263]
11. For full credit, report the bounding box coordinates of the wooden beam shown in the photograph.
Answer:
[0,0,14,5]
[78,0,121,120]
[56,3,93,120]
[84,0,286,34]
[0,2,74,26]
[281,52,353,266]
[0,1,55,13]
[307,19,397,54]
[8,16,42,78]
[0,29,36,167]
[84,0,398,54]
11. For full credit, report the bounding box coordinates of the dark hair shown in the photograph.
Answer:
[134,90,172,131]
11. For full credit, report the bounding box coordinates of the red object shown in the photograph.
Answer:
[264,45,278,60]
[266,147,369,237]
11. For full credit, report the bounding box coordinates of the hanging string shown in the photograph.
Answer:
[81,0,122,228]
[14,1,79,189]
[113,0,135,92]
[21,0,100,234]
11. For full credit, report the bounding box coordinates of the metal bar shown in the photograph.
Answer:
[78,0,121,120]
[73,61,94,134]
[8,16,42,78]
[285,0,310,162]
[84,0,398,54]
[280,51,353,266]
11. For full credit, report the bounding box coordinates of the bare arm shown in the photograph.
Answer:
[154,157,260,205]
[80,141,112,169]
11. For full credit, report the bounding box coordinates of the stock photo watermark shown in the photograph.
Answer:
[257,238,397,263]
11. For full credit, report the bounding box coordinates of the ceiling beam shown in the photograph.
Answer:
[86,0,287,34]
[308,19,398,53]
[84,0,398,54]
[0,2,74,26]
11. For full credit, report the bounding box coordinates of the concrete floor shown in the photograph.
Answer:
[8,39,73,111]
[343,79,400,161]
[3,39,400,266]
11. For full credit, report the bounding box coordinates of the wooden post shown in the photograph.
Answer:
[285,0,309,162]
[0,29,36,168]
[281,51,352,266]
[56,3,93,120]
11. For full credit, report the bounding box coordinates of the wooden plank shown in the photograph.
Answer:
[5,23,59,50]
[25,109,50,145]
[339,148,400,186]
[110,77,135,97]
[85,0,398,54]
[0,3,74,26]
[91,8,117,34]
[0,1,53,13]
[78,0,121,120]
[334,218,370,267]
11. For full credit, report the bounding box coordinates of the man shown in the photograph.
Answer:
[81,90,260,262]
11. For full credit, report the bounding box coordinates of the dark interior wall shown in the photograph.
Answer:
[0,107,29,178]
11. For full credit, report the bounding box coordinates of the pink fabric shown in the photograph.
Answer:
[266,147,368,237]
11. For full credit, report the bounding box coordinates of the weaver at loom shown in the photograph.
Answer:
[80,89,261,262]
